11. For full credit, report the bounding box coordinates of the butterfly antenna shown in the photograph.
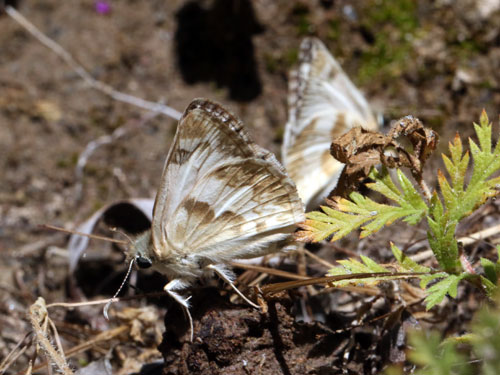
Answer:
[41,224,128,245]
[109,227,134,244]
[103,258,135,319]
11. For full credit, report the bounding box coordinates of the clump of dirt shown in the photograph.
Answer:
[1,0,500,374]
[159,289,418,375]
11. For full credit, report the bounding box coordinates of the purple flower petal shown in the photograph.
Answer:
[95,1,111,15]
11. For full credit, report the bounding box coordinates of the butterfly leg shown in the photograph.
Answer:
[206,264,260,309]
[164,279,194,342]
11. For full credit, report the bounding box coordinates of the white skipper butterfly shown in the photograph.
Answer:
[282,37,379,206]
[129,99,305,339]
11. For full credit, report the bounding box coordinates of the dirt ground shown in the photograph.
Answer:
[1,0,500,374]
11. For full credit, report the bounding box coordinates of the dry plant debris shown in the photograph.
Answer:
[330,116,439,199]
[1,1,500,374]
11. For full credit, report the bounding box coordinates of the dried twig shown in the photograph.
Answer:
[5,6,182,121]
[74,112,160,200]
[302,248,335,269]
[26,326,128,375]
[260,272,428,296]
[45,290,168,310]
[229,261,310,281]
[10,235,63,258]
[0,333,32,374]
[29,298,73,375]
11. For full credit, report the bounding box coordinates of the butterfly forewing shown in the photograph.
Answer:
[151,99,304,261]
[283,37,379,205]
[167,157,303,260]
[151,100,259,257]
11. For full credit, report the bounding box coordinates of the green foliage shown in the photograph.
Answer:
[443,116,500,220]
[390,244,447,292]
[326,245,444,290]
[479,246,500,297]
[423,273,468,310]
[263,48,299,74]
[407,330,470,375]
[400,293,500,375]
[298,169,427,242]
[470,300,500,375]
[427,194,461,273]
[428,111,500,273]
[327,255,391,287]
[299,111,500,309]
[327,243,453,308]
[326,19,340,42]
[357,0,420,84]
[290,3,312,37]
[390,243,429,274]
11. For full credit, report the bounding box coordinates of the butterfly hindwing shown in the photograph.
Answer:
[283,37,379,205]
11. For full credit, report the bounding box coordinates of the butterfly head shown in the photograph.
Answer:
[104,229,154,317]
[129,230,155,269]
[135,254,153,269]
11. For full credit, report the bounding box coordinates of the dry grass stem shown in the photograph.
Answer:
[74,112,160,200]
[5,6,182,121]
[0,334,31,374]
[28,298,73,375]
[261,272,428,296]
[229,262,310,280]
[27,326,129,375]
[302,248,335,269]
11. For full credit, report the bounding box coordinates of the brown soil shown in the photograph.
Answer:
[1,0,499,374]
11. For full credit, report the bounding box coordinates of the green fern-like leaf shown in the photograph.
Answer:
[298,111,500,308]
[404,292,500,375]
[441,111,500,222]
[424,273,468,310]
[427,195,461,273]
[428,111,500,273]
[390,243,430,273]
[480,257,500,286]
[324,246,470,310]
[296,167,428,242]
[407,330,471,375]
[389,243,447,288]
[367,168,429,225]
[326,253,434,288]
[327,256,396,286]
[478,245,500,297]
[296,204,372,242]
[470,296,500,375]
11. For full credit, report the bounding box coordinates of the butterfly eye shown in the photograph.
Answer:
[136,256,153,269]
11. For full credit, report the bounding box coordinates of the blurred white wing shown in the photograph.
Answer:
[151,99,304,262]
[282,37,379,206]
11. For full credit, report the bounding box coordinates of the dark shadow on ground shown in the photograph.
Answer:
[174,0,264,102]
